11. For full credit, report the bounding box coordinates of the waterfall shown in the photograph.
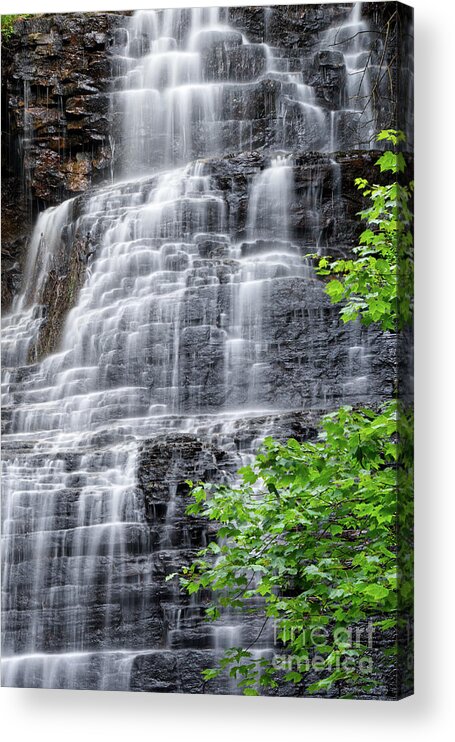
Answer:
[1,5,389,692]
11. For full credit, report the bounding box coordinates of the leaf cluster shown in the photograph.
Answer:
[179,403,402,695]
[310,129,413,332]
[176,128,414,697]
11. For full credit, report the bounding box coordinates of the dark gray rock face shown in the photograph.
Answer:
[1,13,128,308]
[131,415,320,695]
[1,4,413,698]
[311,50,347,109]
[0,149,396,402]
[1,4,412,307]
[2,13,129,202]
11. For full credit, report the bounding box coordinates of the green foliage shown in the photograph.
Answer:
[310,129,413,332]
[179,402,402,695]
[1,15,32,39]
[175,128,413,697]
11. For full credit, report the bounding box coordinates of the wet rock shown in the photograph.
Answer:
[83,31,108,49]
[311,49,347,110]
[130,651,178,693]
[62,155,92,191]
[1,12,128,209]
[0,176,31,309]
[197,239,229,259]
[138,434,237,517]
[113,27,128,47]
[202,36,266,82]
[317,49,345,68]
[1,5,411,699]
[26,197,93,360]
[177,650,221,694]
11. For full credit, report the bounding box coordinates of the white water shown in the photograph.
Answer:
[1,4,383,690]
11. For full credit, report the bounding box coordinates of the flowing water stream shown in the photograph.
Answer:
[2,4,390,691]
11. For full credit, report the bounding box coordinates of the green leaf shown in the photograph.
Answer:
[325,279,345,302]
[239,466,258,484]
[202,668,221,681]
[363,584,390,602]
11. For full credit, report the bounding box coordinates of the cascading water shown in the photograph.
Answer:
[2,4,392,692]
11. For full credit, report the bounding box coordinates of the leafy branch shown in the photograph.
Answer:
[309,129,413,332]
[172,129,413,697]
[174,402,404,695]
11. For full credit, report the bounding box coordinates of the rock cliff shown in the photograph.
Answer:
[1,4,413,697]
